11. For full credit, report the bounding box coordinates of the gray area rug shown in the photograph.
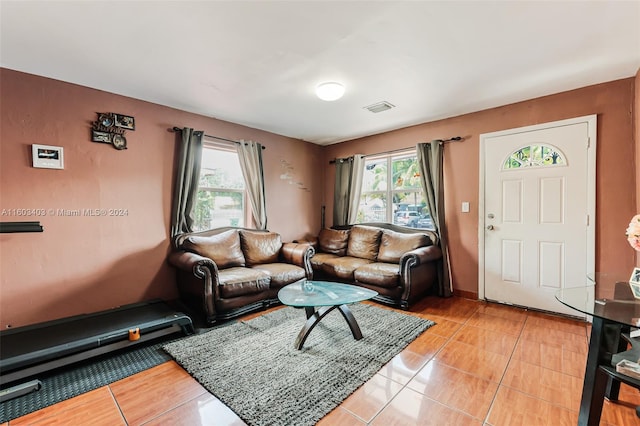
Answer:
[163,303,435,426]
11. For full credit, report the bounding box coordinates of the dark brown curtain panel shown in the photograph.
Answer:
[417,141,452,297]
[170,128,203,237]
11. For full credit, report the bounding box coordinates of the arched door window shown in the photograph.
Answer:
[502,144,566,169]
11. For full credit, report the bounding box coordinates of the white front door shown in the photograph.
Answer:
[479,116,596,317]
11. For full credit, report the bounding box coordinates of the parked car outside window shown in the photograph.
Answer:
[394,211,419,226]
[410,214,434,229]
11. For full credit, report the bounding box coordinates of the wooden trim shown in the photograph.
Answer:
[454,289,478,300]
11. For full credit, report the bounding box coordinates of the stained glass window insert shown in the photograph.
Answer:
[503,144,566,169]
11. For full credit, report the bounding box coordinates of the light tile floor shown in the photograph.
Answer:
[6,296,640,425]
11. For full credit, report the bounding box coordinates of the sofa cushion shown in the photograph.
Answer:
[317,228,350,256]
[217,267,271,298]
[310,252,339,270]
[377,230,431,263]
[239,231,282,266]
[182,230,245,268]
[251,264,306,288]
[346,226,383,261]
[320,256,373,281]
[354,263,400,288]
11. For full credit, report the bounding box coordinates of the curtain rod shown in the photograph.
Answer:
[171,127,265,149]
[329,136,463,164]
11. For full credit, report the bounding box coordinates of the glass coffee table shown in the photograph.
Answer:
[278,280,378,350]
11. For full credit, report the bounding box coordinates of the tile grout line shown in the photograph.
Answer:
[483,310,590,424]
[366,302,478,425]
[107,384,129,425]
[480,306,530,425]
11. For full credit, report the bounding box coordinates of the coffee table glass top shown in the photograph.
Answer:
[278,281,377,307]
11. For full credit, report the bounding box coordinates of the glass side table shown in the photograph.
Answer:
[556,278,640,425]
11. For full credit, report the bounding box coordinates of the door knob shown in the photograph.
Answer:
[487,225,494,230]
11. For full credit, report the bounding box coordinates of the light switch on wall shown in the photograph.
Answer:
[462,202,470,213]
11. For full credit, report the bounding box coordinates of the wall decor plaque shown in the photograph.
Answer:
[90,112,134,150]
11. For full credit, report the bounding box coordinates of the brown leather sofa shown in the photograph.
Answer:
[305,223,442,308]
[168,227,314,325]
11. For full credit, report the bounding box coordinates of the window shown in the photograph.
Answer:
[193,141,247,232]
[503,144,566,169]
[355,151,433,229]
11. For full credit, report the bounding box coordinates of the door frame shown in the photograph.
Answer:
[478,115,597,302]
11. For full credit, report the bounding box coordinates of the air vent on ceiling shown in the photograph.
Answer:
[363,101,395,113]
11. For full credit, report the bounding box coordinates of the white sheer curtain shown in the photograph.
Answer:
[170,128,203,237]
[237,140,267,229]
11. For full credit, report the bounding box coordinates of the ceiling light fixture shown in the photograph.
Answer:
[316,82,345,101]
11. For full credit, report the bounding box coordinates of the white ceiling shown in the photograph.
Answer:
[1,1,639,145]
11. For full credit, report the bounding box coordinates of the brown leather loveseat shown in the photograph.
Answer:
[306,223,442,308]
[168,227,314,325]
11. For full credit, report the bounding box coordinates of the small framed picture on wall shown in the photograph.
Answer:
[91,130,112,144]
[114,114,135,130]
[32,144,64,169]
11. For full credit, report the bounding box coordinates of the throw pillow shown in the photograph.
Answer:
[240,231,282,266]
[182,230,245,268]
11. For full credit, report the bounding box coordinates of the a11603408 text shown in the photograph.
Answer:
[1,208,129,217]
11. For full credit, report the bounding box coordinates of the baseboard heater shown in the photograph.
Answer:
[0,299,194,402]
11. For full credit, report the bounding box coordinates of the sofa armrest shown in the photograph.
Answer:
[293,237,318,250]
[168,251,221,323]
[394,245,442,306]
[400,245,443,268]
[280,242,315,279]
[168,251,219,279]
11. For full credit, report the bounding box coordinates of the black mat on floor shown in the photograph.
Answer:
[0,339,174,423]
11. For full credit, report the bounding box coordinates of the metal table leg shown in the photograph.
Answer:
[294,304,363,350]
[579,317,623,425]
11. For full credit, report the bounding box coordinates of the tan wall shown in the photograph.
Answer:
[321,78,636,299]
[1,68,636,326]
[635,69,640,265]
[0,68,322,327]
